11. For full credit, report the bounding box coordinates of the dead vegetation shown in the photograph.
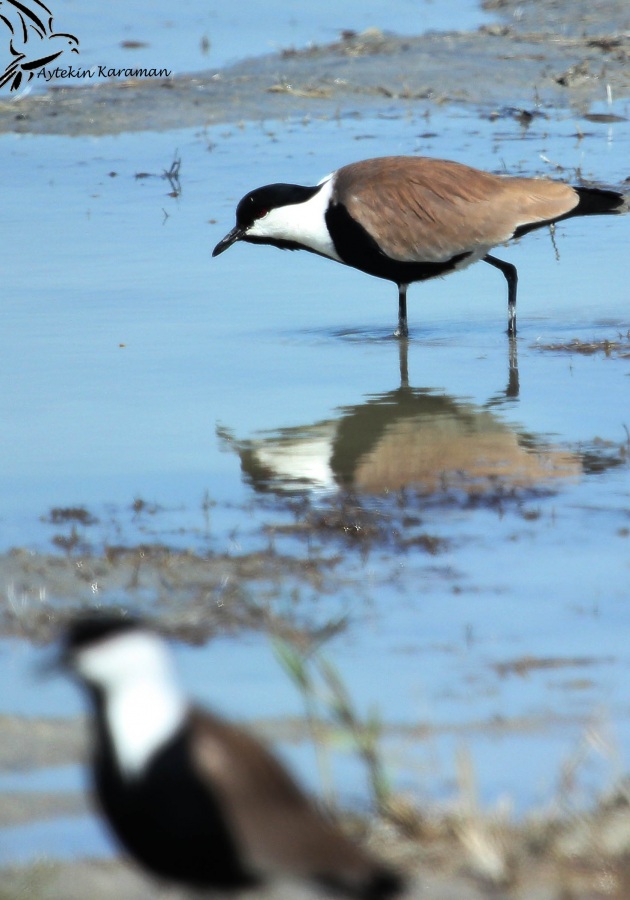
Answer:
[533,332,630,359]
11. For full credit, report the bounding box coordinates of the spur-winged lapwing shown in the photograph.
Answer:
[60,613,403,898]
[213,155,624,337]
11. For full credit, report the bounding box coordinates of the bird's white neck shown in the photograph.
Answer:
[248,176,341,261]
[75,631,188,778]
[105,674,187,777]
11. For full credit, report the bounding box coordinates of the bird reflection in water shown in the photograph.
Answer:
[219,340,579,497]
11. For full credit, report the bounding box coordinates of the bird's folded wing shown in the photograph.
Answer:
[190,711,377,878]
[335,156,578,263]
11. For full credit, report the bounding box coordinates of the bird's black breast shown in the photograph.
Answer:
[325,201,470,284]
[93,727,258,890]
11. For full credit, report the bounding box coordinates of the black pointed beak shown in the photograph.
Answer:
[212,225,245,257]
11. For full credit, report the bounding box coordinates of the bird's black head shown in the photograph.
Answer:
[212,182,320,257]
[234,184,313,228]
[61,611,142,665]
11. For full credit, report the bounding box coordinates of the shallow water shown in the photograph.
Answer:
[0,30,629,870]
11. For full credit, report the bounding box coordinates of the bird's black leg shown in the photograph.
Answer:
[484,255,518,336]
[394,283,409,339]
[398,339,409,388]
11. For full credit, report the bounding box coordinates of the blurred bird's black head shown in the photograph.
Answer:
[60,611,143,667]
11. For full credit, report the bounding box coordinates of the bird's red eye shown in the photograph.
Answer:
[258,208,269,219]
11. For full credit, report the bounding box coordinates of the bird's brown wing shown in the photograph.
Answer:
[334,156,579,263]
[189,710,393,889]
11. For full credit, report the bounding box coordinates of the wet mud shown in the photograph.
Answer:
[0,0,628,136]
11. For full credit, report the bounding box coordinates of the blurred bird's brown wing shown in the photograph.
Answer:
[334,156,579,263]
[189,710,400,896]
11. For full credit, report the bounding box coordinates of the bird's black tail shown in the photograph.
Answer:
[316,866,405,900]
[572,185,625,217]
[362,869,406,900]
[513,184,625,239]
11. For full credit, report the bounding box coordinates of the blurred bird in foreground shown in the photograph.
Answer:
[59,613,404,898]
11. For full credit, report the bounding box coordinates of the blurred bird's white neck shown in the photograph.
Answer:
[76,630,188,777]
[105,675,187,777]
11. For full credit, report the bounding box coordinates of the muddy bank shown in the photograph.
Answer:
[0,0,629,136]
[3,706,630,898]
[5,782,630,899]
[0,460,617,645]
